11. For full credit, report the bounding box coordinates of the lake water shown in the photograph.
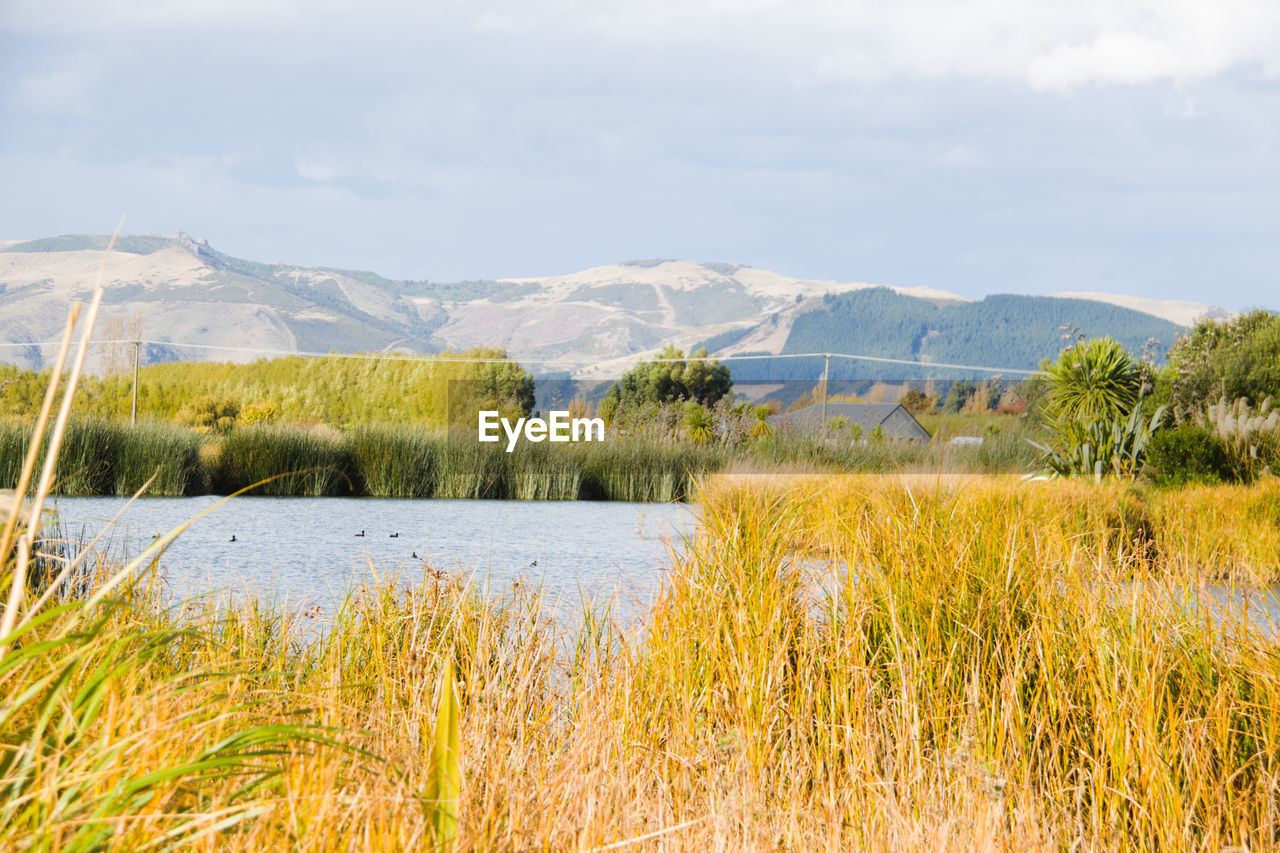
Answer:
[47,496,697,619]
[41,495,1280,638]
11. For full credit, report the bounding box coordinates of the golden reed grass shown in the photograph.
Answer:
[3,471,1280,850]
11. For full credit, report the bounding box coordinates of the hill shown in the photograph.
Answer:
[717,288,1182,384]
[0,232,1225,378]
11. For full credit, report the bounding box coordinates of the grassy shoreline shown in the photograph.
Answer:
[0,417,1039,500]
[4,476,1280,848]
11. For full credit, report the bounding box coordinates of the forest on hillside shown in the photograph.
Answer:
[728,289,1180,383]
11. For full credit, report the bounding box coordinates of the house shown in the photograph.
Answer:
[770,402,932,441]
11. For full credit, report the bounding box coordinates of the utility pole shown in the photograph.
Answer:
[130,340,140,426]
[820,352,830,427]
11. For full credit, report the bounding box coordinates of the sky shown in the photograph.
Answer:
[2,0,1278,309]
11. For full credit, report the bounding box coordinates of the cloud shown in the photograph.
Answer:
[11,64,102,118]
[6,1,1279,90]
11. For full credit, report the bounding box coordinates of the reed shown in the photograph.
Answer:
[210,425,352,497]
[0,422,32,491]
[0,419,202,496]
[580,439,724,501]
[504,440,583,501]
[109,420,204,496]
[432,435,506,499]
[1,416,1047,500]
[6,474,1280,848]
[3,287,340,849]
[344,426,440,498]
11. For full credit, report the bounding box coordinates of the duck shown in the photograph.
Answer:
[355,530,365,537]
[230,535,237,542]
[411,551,419,559]
[389,532,400,538]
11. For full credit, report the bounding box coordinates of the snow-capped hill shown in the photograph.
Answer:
[1051,292,1229,328]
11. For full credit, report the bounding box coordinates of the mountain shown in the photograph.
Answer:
[0,232,1226,378]
[718,289,1183,386]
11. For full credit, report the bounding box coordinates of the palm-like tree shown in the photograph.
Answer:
[1043,337,1141,425]
[684,404,714,443]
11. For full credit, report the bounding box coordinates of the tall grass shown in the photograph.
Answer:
[1,421,734,501]
[110,421,204,496]
[344,426,439,498]
[209,425,351,497]
[504,440,583,500]
[0,413,1058,502]
[7,474,1280,848]
[0,419,203,497]
[3,286,344,848]
[580,439,724,501]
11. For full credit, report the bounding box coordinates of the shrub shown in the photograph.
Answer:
[1203,397,1280,484]
[1145,424,1230,486]
[178,395,241,433]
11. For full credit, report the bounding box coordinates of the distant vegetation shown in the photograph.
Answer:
[601,346,732,410]
[1165,308,1280,415]
[722,288,1181,382]
[2,300,1275,493]
[1024,312,1280,485]
[0,348,535,430]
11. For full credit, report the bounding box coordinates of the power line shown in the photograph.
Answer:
[0,338,1043,375]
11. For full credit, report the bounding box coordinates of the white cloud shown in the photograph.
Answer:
[7,1,1278,90]
[11,65,102,118]
[294,157,342,182]
[938,145,983,168]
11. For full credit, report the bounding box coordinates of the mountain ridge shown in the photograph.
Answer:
[0,232,1227,377]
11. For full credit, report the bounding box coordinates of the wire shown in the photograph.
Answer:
[0,338,1043,375]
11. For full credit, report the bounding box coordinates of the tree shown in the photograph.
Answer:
[1033,337,1163,481]
[900,387,934,415]
[1166,309,1280,416]
[445,347,535,426]
[1041,337,1141,426]
[604,346,731,410]
[941,380,976,414]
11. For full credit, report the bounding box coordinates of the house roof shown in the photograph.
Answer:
[770,401,932,438]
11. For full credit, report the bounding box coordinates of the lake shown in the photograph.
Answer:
[41,495,1280,638]
[48,496,697,620]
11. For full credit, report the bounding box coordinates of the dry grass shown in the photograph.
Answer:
[4,474,1280,850]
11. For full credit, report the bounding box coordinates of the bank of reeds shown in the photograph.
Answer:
[6,475,1280,848]
[744,472,1280,584]
[750,427,1039,474]
[0,421,731,501]
[212,425,352,496]
[0,419,203,497]
[343,426,440,498]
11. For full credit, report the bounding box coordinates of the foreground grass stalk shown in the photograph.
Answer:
[0,292,98,660]
[426,656,461,847]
